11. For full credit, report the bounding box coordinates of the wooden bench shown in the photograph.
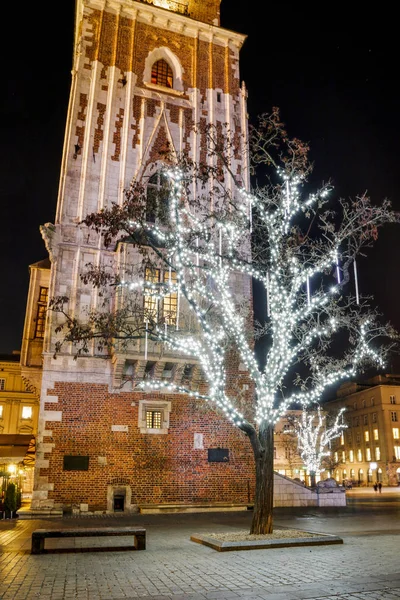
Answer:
[31,526,146,554]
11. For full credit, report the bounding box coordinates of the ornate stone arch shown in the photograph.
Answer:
[143,47,184,92]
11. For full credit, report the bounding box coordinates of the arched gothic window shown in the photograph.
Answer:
[151,59,173,88]
[146,172,169,224]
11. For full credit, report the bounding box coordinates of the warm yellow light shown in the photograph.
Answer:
[7,464,16,474]
[153,0,171,8]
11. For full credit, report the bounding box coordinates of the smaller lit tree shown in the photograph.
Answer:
[288,406,346,487]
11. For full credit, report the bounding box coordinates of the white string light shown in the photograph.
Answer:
[354,260,360,304]
[116,167,386,430]
[290,406,347,476]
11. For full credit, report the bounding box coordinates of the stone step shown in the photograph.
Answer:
[139,503,253,514]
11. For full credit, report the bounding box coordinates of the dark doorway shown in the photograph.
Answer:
[113,494,125,512]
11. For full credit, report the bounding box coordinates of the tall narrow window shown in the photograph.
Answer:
[364,431,369,442]
[391,412,398,422]
[373,429,379,440]
[0,405,3,418]
[34,286,48,338]
[366,448,371,461]
[375,447,381,460]
[146,172,169,224]
[22,406,33,419]
[394,446,400,460]
[144,268,160,318]
[0,378,5,391]
[357,449,362,462]
[151,59,173,88]
[163,269,177,325]
[393,428,399,439]
[390,395,396,404]
[349,450,354,462]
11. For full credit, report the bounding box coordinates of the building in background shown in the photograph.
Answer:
[21,0,255,514]
[326,375,400,487]
[0,353,38,497]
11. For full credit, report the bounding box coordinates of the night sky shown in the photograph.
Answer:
[1,3,399,366]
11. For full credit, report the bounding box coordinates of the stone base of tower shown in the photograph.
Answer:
[30,380,255,514]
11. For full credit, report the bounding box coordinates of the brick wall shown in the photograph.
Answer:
[42,382,255,510]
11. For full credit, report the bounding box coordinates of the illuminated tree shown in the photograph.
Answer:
[51,110,398,533]
[287,407,346,487]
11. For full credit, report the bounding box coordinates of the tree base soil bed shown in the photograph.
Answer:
[190,528,343,551]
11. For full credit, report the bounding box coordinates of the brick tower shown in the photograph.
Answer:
[22,0,253,513]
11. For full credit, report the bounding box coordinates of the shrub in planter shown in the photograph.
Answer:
[5,483,17,518]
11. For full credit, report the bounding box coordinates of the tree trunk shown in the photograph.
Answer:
[310,471,316,488]
[249,423,274,534]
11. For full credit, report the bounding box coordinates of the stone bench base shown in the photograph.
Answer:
[31,526,146,554]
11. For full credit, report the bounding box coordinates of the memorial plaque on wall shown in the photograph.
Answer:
[63,455,89,471]
[208,448,229,462]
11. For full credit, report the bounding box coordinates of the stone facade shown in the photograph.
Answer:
[326,375,400,487]
[22,0,256,512]
[0,354,39,495]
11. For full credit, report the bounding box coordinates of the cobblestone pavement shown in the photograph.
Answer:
[1,507,400,600]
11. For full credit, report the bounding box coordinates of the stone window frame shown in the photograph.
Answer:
[138,398,171,434]
[143,47,184,94]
